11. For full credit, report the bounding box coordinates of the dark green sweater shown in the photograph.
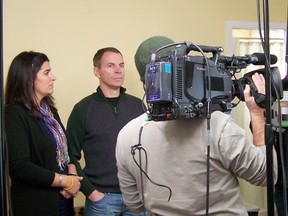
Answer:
[5,104,69,216]
[66,87,145,196]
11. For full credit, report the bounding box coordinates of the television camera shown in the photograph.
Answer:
[145,41,282,121]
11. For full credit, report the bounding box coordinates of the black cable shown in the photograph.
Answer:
[276,99,288,216]
[131,123,172,203]
[131,146,172,202]
[138,125,145,207]
[205,123,211,216]
[186,42,212,216]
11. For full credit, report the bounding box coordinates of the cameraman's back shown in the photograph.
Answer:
[116,110,274,215]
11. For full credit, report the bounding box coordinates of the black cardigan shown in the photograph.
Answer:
[5,104,69,216]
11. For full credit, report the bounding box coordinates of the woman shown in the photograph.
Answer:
[4,51,82,216]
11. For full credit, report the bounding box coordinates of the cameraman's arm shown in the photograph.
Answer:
[244,73,266,147]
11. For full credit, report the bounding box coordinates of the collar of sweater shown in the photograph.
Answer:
[96,86,126,99]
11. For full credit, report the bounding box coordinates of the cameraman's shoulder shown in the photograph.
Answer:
[211,111,232,123]
[121,113,148,131]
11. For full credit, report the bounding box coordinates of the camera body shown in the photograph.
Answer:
[146,55,232,121]
[145,42,282,121]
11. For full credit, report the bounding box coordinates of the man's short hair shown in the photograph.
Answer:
[93,47,122,68]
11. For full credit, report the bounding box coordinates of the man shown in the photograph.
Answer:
[66,47,146,215]
[115,36,278,215]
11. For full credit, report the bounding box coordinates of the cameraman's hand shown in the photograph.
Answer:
[244,73,265,112]
[244,72,265,146]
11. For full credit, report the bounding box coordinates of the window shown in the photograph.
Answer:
[233,29,286,78]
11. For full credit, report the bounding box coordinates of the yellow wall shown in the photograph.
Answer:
[3,0,286,124]
[3,0,287,211]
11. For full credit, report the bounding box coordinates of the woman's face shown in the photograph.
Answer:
[34,61,56,104]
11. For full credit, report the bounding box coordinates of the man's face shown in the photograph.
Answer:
[94,51,125,91]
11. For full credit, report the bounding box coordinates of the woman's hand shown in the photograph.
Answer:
[62,175,83,197]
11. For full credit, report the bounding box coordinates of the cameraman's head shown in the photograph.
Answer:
[134,36,174,84]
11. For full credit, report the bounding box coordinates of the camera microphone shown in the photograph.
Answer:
[250,53,278,65]
[219,53,277,67]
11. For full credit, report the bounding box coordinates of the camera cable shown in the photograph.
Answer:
[130,118,173,209]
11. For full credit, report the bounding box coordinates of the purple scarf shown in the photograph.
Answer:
[39,101,70,171]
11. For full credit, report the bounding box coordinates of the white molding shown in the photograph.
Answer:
[226,21,287,55]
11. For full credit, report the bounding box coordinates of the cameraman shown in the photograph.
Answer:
[115,36,278,215]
